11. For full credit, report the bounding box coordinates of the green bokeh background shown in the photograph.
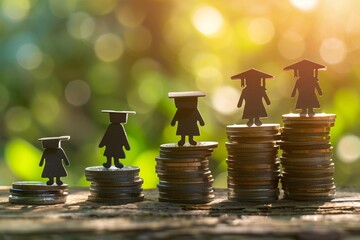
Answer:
[0,0,360,188]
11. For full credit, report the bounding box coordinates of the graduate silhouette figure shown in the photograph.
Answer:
[231,69,273,127]
[284,59,325,116]
[38,136,70,186]
[99,110,135,169]
[169,91,205,146]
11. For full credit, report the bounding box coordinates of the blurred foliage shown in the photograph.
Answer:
[1,0,360,187]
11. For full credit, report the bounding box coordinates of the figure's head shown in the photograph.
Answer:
[38,136,70,149]
[168,91,205,109]
[102,110,136,124]
[284,59,326,80]
[231,68,273,88]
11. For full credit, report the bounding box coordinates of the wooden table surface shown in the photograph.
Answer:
[0,186,360,239]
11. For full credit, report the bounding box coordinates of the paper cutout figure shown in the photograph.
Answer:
[231,69,273,127]
[99,110,135,169]
[284,59,326,116]
[38,136,70,186]
[168,91,205,146]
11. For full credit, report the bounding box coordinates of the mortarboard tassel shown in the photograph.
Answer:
[241,78,245,87]
[262,78,266,88]
[294,69,298,78]
[315,69,319,81]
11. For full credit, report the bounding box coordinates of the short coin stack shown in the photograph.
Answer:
[280,113,336,201]
[85,166,144,204]
[155,142,218,204]
[225,124,281,202]
[9,181,68,205]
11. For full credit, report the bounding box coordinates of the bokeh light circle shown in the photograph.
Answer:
[65,80,91,106]
[278,31,305,59]
[16,44,43,70]
[320,38,347,65]
[192,6,223,36]
[337,135,360,163]
[289,0,318,11]
[95,34,124,62]
[67,12,95,39]
[211,86,240,115]
[5,106,32,132]
[248,18,275,45]
[1,0,30,22]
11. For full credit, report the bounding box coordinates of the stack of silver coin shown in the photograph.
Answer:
[9,181,68,205]
[155,142,218,204]
[280,113,336,201]
[85,166,144,204]
[225,124,281,202]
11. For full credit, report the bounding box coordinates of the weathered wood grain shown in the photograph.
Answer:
[0,187,360,239]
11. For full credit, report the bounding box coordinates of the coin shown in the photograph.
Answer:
[9,194,67,205]
[158,194,214,204]
[9,181,69,205]
[88,194,144,204]
[160,142,218,150]
[86,165,144,204]
[225,124,280,203]
[12,181,68,190]
[155,141,217,204]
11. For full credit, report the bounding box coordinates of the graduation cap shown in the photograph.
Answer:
[168,91,206,108]
[38,136,70,149]
[284,59,326,78]
[231,68,273,88]
[101,110,136,124]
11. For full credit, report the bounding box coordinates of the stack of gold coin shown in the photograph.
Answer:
[280,113,336,201]
[225,124,281,202]
[85,166,144,204]
[9,181,68,205]
[155,142,218,204]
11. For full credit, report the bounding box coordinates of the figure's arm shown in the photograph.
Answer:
[263,92,271,105]
[291,82,298,98]
[61,150,70,166]
[315,82,323,96]
[170,111,178,126]
[39,152,45,167]
[197,110,205,126]
[99,126,110,148]
[237,92,245,108]
[124,134,131,151]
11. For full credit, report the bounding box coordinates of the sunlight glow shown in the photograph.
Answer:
[192,6,223,36]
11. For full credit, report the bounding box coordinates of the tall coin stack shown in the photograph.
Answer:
[280,113,336,201]
[225,124,281,202]
[85,166,144,204]
[9,181,68,205]
[155,142,218,204]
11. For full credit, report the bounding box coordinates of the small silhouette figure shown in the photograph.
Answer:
[99,110,135,169]
[231,69,273,127]
[168,91,205,146]
[284,59,326,116]
[38,136,70,186]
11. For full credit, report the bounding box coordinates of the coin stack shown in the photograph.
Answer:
[9,181,68,205]
[225,124,281,202]
[85,166,144,204]
[155,142,218,204]
[280,113,336,201]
